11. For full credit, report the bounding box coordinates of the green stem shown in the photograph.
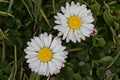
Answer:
[36,74,40,80]
[47,75,50,80]
[52,0,55,14]
[13,45,17,80]
[1,40,5,61]
[107,47,120,69]
[7,0,14,13]
[8,66,15,80]
[67,48,83,52]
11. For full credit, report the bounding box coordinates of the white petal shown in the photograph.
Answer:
[48,34,52,47]
[24,49,37,55]
[51,59,63,69]
[66,36,70,43]
[62,27,70,40]
[54,15,59,20]
[34,37,43,48]
[25,54,37,59]
[70,6,74,16]
[26,46,39,52]
[71,1,75,6]
[74,30,81,42]
[54,25,61,31]
[79,30,85,40]
[42,63,48,76]
[66,2,70,9]
[61,6,66,13]
[76,2,80,6]
[27,57,38,63]
[68,29,76,43]
[29,60,40,72]
[48,61,56,75]
[82,23,94,30]
[82,16,94,23]
[55,20,61,24]
[52,45,62,53]
[38,62,44,75]
[43,33,49,47]
[27,41,39,51]
[50,37,61,50]
[54,51,68,57]
[53,55,66,62]
[80,27,90,37]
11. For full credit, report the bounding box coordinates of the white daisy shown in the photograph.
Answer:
[24,33,68,76]
[54,1,94,43]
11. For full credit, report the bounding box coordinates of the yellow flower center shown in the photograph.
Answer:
[38,48,52,62]
[68,16,82,29]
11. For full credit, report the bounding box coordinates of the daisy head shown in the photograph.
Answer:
[54,1,94,43]
[24,33,68,76]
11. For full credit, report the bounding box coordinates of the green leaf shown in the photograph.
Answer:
[92,60,99,68]
[98,56,113,67]
[114,22,119,31]
[96,67,106,79]
[0,75,8,80]
[114,55,120,66]
[9,30,21,36]
[77,51,89,61]
[73,73,82,80]
[79,64,91,75]
[90,2,101,15]
[109,74,119,80]
[98,56,113,63]
[0,60,8,69]
[15,19,22,29]
[93,36,106,47]
[63,67,74,80]
[0,69,3,75]
[110,66,120,73]
[29,72,40,80]
[103,9,116,27]
[3,64,12,74]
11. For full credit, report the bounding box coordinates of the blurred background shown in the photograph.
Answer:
[0,0,120,80]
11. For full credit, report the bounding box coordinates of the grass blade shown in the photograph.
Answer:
[21,0,33,19]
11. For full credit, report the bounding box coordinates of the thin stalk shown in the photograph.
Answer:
[7,0,14,13]
[36,74,40,80]
[21,0,33,19]
[1,40,5,61]
[47,75,50,80]
[52,0,55,14]
[13,45,17,80]
[107,47,120,69]
[8,66,15,80]
[67,48,83,52]
[20,63,23,80]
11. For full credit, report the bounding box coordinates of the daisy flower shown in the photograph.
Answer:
[24,33,68,76]
[54,1,94,43]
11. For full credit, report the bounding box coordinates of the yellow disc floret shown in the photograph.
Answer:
[38,48,52,62]
[68,16,82,29]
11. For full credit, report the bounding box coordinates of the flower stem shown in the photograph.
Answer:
[13,45,17,80]
[1,40,5,61]
[47,75,50,80]
[67,48,83,52]
[52,0,55,14]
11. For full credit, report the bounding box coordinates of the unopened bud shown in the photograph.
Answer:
[91,28,97,36]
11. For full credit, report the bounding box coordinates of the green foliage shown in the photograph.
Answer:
[0,0,120,80]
